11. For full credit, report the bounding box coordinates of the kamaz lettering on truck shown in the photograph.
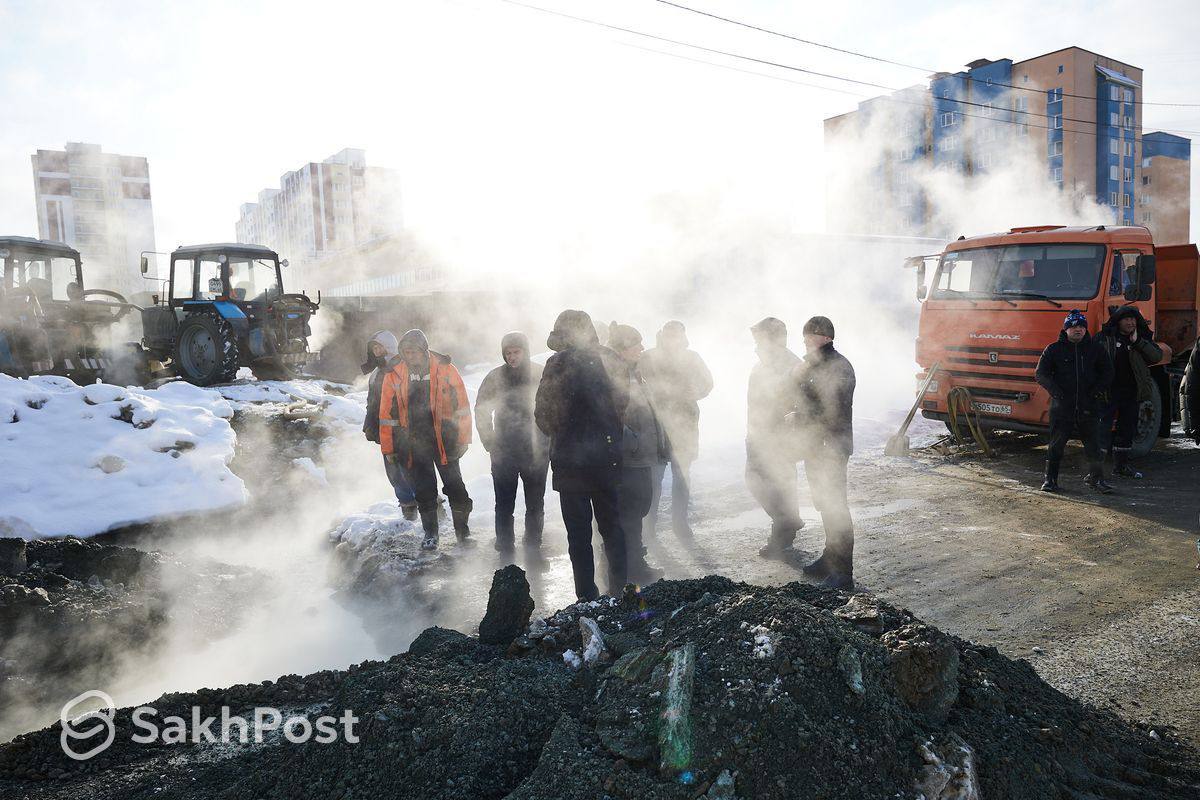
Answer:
[906,225,1199,456]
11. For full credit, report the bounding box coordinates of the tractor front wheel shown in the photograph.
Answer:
[174,314,239,386]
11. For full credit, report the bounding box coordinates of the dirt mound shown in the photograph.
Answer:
[1,575,1196,799]
[0,537,259,742]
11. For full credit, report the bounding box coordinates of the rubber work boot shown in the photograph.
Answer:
[400,503,419,522]
[420,530,439,551]
[758,539,794,560]
[1040,460,1061,493]
[452,504,475,547]
[419,506,439,550]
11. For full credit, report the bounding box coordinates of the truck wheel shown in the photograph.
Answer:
[174,314,238,386]
[1129,379,1162,458]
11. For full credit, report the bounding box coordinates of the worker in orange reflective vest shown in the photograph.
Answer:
[379,329,474,550]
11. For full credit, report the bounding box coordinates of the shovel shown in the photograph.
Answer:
[885,362,941,457]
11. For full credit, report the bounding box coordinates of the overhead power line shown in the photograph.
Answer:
[655,0,1200,110]
[498,0,1200,141]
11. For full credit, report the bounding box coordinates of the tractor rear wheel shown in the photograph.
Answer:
[174,314,238,386]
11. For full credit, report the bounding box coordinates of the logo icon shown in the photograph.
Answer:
[60,690,116,761]
[988,352,999,364]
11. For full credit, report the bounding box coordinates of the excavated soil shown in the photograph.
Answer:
[1,575,1196,799]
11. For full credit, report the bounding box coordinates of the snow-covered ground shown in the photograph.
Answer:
[0,375,244,539]
[0,373,368,540]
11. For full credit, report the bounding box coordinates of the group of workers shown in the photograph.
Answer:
[1034,305,1163,493]
[360,309,859,600]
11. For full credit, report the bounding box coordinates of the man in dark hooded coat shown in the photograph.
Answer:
[535,310,630,600]
[1097,305,1163,477]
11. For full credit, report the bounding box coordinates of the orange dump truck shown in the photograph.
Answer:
[908,225,1199,456]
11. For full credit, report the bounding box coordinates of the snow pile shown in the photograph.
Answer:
[327,502,416,552]
[216,378,366,429]
[0,375,245,539]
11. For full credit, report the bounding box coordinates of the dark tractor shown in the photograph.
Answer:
[139,243,319,386]
[0,236,140,383]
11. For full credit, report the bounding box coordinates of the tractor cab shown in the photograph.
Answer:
[0,236,136,379]
[141,243,319,385]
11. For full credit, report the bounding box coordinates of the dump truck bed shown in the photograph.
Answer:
[1155,243,1199,358]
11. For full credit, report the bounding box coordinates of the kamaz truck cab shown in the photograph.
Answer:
[909,225,1198,456]
[140,243,319,386]
[0,236,138,382]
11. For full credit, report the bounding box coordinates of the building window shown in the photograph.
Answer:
[1124,115,1134,128]
[1057,64,1064,74]
[1110,165,1120,181]
[1109,112,1119,127]
[1123,194,1131,208]
[1144,211,1152,223]
[1015,96,1028,112]
[1022,75,1029,84]
[1050,140,1063,156]
[1110,191,1119,205]
[980,102,993,116]
[1143,175,1151,185]
[1124,141,1133,157]
[1124,167,1133,182]
[940,111,956,127]
[1017,123,1030,136]
[1051,166,1063,182]
[1048,87,1063,103]
[1124,88,1133,103]
[1109,139,1120,155]
[979,126,997,143]
[1053,115,1062,129]
[1110,85,1120,101]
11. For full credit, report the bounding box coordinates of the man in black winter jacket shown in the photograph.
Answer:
[1185,337,1200,444]
[1035,310,1115,494]
[535,310,630,600]
[361,331,418,520]
[475,331,550,559]
[790,316,856,591]
[1097,306,1163,478]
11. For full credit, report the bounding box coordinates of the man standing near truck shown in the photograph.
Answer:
[1035,310,1115,494]
[1097,306,1164,478]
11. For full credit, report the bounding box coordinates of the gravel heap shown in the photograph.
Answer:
[1,574,1196,799]
[0,537,258,742]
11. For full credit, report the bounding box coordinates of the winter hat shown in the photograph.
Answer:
[658,320,688,350]
[398,328,430,352]
[750,317,787,344]
[361,330,399,373]
[1062,309,1088,330]
[500,331,530,358]
[802,315,836,339]
[608,322,642,352]
[1109,305,1142,324]
[547,310,599,352]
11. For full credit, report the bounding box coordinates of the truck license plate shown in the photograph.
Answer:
[973,402,1012,415]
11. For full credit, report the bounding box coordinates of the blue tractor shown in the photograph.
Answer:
[140,243,320,386]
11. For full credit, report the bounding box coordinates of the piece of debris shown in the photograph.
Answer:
[579,616,609,665]
[657,641,696,775]
[478,565,535,648]
[883,623,960,720]
[95,455,126,474]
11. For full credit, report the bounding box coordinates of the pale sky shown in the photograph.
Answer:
[1,0,1197,266]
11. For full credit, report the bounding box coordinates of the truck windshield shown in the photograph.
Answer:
[228,257,280,302]
[933,244,1106,300]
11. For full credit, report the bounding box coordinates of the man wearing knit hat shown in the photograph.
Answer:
[379,329,475,549]
[475,331,549,562]
[791,315,857,590]
[1034,310,1114,494]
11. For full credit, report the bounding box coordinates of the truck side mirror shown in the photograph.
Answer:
[140,255,149,275]
[1135,253,1156,285]
[1123,254,1156,302]
[280,259,289,268]
[916,261,927,300]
